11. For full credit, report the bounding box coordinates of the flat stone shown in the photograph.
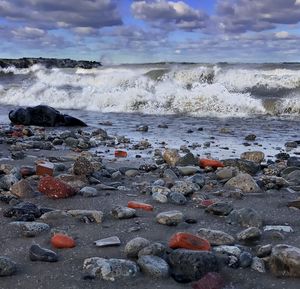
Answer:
[125,237,151,258]
[226,208,263,228]
[237,227,262,241]
[197,228,235,246]
[156,210,183,226]
[40,210,70,220]
[125,169,139,177]
[222,159,260,175]
[137,255,169,278]
[29,244,58,262]
[111,206,136,219]
[263,225,294,233]
[178,166,200,176]
[168,249,219,283]
[205,202,233,216]
[225,173,260,193]
[3,201,41,220]
[67,210,103,223]
[240,151,265,163]
[94,236,121,247]
[79,186,99,198]
[10,221,50,237]
[0,257,17,276]
[83,257,139,281]
[270,244,300,277]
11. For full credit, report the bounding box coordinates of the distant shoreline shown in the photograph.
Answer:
[0,57,102,69]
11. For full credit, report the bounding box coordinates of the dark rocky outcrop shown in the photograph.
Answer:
[0,57,101,69]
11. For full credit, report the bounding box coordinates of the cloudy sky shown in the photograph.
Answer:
[1,0,300,63]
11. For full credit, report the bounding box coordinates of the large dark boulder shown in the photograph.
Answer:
[9,105,87,127]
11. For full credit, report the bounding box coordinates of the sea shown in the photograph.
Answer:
[0,63,299,160]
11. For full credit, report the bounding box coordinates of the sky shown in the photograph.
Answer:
[1,0,300,63]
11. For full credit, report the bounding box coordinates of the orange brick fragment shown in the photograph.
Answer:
[169,232,211,251]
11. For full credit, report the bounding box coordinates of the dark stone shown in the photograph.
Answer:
[222,159,260,175]
[245,134,256,141]
[205,202,233,216]
[3,202,41,220]
[9,105,87,127]
[168,249,219,283]
[239,252,253,268]
[275,153,290,160]
[0,257,17,276]
[168,192,187,205]
[226,208,262,228]
[29,244,58,262]
[287,157,300,167]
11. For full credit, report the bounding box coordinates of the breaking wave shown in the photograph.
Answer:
[0,63,300,117]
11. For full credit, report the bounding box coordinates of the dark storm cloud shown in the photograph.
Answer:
[131,0,208,31]
[0,0,122,30]
[215,0,300,33]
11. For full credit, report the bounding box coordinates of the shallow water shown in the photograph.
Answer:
[1,105,299,161]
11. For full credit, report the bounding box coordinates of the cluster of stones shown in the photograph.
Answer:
[0,125,300,287]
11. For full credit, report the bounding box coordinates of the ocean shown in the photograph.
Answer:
[0,63,299,160]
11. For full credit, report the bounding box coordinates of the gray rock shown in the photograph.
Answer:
[138,242,166,258]
[83,257,138,281]
[257,244,272,258]
[176,152,198,166]
[40,210,70,220]
[177,166,200,176]
[226,208,263,228]
[156,210,183,226]
[260,176,289,190]
[239,252,253,268]
[285,170,300,185]
[188,174,205,188]
[125,169,139,178]
[171,181,199,196]
[213,245,242,257]
[168,249,219,282]
[237,227,262,241]
[251,257,266,273]
[285,141,298,148]
[64,137,79,148]
[111,206,136,219]
[151,186,170,195]
[222,159,260,175]
[125,237,151,258]
[0,257,17,276]
[206,202,233,216]
[29,244,58,262]
[67,210,103,223]
[270,244,300,277]
[152,192,168,203]
[94,236,121,247]
[216,167,238,180]
[225,173,260,193]
[79,186,99,198]
[0,174,19,191]
[10,221,50,237]
[163,169,178,181]
[240,151,265,163]
[168,192,187,205]
[138,255,169,278]
[197,228,235,246]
